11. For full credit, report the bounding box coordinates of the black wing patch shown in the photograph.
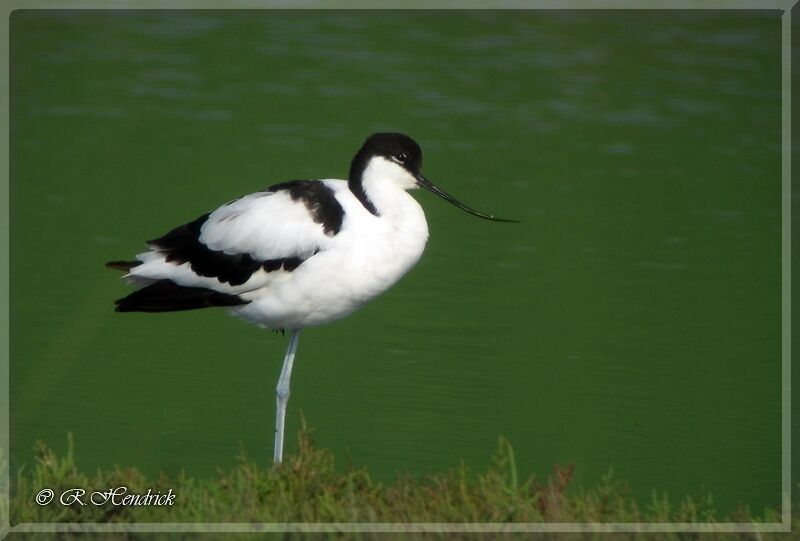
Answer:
[147,214,311,286]
[144,180,341,287]
[147,213,263,286]
[114,279,247,312]
[266,180,344,235]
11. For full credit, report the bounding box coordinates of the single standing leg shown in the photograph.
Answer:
[274,329,301,464]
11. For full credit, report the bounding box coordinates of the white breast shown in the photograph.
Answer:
[231,180,429,329]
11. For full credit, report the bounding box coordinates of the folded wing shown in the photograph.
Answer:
[109,180,345,312]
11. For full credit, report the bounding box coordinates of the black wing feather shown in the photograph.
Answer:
[145,182,337,287]
[114,280,246,312]
[106,260,141,272]
[147,213,264,287]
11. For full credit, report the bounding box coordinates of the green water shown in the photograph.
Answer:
[11,10,783,515]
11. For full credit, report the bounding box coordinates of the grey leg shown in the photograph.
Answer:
[274,329,301,463]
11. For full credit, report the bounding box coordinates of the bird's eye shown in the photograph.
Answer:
[395,152,409,163]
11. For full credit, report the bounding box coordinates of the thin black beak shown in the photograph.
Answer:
[415,174,518,222]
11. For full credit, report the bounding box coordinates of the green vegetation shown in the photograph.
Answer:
[5,427,791,540]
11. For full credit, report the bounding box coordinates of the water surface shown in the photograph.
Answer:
[11,10,782,514]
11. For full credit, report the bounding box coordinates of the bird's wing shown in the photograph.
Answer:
[126,180,344,294]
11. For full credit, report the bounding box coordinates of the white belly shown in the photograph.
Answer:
[231,184,429,329]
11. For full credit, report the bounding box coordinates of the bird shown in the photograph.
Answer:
[107,132,514,464]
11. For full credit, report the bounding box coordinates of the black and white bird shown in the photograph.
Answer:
[108,132,512,463]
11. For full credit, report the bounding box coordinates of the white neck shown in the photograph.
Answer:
[358,157,418,217]
[361,157,427,236]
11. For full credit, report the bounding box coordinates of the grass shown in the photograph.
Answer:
[3,425,793,540]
